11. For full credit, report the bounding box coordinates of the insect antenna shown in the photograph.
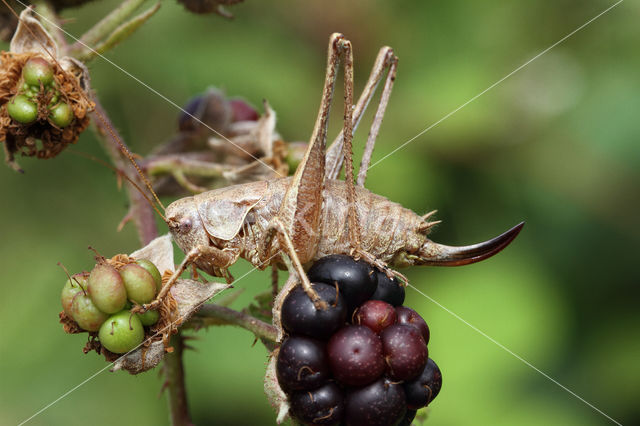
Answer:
[90,106,166,214]
[2,1,167,219]
[68,150,167,222]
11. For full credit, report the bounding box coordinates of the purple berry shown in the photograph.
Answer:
[327,325,384,386]
[404,358,442,409]
[276,336,330,393]
[344,377,406,426]
[230,98,259,122]
[308,255,377,313]
[290,382,344,425]
[282,282,347,340]
[397,409,417,426]
[178,94,204,131]
[396,306,430,344]
[371,270,405,306]
[381,324,428,381]
[353,300,397,334]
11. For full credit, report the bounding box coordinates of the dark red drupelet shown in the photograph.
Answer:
[353,300,397,334]
[327,325,385,387]
[395,306,430,344]
[380,324,429,381]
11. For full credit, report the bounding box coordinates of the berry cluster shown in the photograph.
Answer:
[7,57,73,127]
[60,258,162,354]
[276,255,442,425]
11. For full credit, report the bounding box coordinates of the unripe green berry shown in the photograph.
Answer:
[61,274,88,316]
[135,259,162,294]
[137,309,160,326]
[99,310,145,354]
[49,102,73,128]
[88,264,128,314]
[120,263,156,304]
[22,57,54,87]
[7,94,37,124]
[71,293,109,332]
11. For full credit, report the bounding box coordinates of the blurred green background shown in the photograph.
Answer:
[1,0,638,425]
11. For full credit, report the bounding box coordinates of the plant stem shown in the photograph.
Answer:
[164,333,193,426]
[72,0,145,51]
[187,304,278,343]
[90,99,159,246]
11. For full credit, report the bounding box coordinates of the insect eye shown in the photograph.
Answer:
[180,218,192,233]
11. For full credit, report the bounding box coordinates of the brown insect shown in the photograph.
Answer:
[134,33,523,326]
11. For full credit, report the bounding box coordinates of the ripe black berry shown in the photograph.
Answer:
[308,255,377,312]
[395,306,430,344]
[290,382,344,425]
[344,377,406,426]
[276,336,330,393]
[371,270,405,306]
[282,282,347,339]
[397,409,417,426]
[327,325,384,386]
[353,300,397,334]
[403,358,442,409]
[380,324,428,381]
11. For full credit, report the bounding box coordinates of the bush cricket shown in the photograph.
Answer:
[4,10,522,324]
[126,33,524,321]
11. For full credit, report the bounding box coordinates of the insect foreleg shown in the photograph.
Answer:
[139,245,236,312]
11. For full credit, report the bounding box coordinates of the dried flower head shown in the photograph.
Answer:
[0,8,94,171]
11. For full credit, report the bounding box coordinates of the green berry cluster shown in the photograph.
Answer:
[7,57,74,127]
[60,258,163,354]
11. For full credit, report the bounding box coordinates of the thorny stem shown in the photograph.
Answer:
[187,304,278,344]
[90,99,158,246]
[164,333,193,426]
[92,97,190,425]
